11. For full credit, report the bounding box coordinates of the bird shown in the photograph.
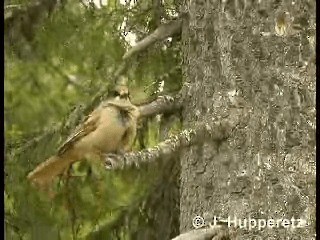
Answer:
[274,11,292,37]
[27,84,140,189]
[274,10,306,37]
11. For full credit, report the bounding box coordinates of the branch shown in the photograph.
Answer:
[112,18,183,85]
[64,166,79,239]
[171,226,230,240]
[143,65,181,95]
[5,219,24,240]
[46,63,84,89]
[137,95,182,118]
[105,108,246,169]
[122,19,182,60]
[10,123,63,155]
[5,4,24,10]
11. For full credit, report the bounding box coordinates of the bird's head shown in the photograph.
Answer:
[106,84,139,118]
[112,85,130,101]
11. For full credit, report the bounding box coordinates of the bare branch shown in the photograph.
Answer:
[4,4,23,10]
[46,64,84,89]
[171,226,230,240]
[112,18,182,85]
[122,19,182,60]
[137,95,181,118]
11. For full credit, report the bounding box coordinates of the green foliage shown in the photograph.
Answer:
[5,0,182,239]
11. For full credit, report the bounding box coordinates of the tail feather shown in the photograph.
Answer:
[27,155,71,187]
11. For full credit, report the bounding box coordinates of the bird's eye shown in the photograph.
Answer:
[113,91,120,97]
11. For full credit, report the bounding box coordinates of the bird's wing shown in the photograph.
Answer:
[57,108,101,155]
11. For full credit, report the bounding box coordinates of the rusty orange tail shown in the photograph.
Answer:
[27,155,71,187]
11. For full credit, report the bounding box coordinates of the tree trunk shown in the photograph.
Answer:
[179,0,315,239]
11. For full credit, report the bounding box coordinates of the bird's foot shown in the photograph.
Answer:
[104,153,122,170]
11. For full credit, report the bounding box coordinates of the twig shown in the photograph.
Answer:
[137,95,182,118]
[5,219,24,240]
[46,64,83,89]
[171,226,230,240]
[113,16,183,85]
[122,19,182,60]
[64,166,78,240]
[4,4,23,10]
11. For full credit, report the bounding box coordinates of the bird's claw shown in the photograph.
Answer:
[104,153,120,170]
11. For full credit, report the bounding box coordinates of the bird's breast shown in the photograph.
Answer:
[74,107,127,154]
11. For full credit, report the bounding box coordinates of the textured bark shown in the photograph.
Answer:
[179,0,315,239]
